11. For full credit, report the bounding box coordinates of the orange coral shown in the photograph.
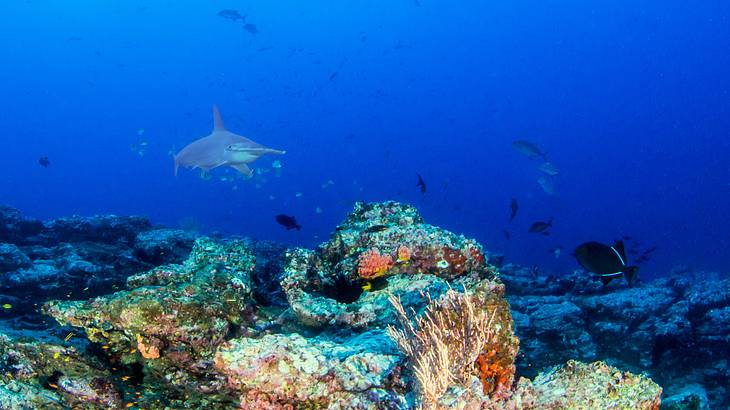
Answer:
[396,245,412,262]
[475,348,513,396]
[136,334,160,359]
[358,249,394,279]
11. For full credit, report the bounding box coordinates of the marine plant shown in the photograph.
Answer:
[387,288,502,409]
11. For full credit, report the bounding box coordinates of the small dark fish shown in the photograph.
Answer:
[329,71,339,81]
[642,246,657,255]
[275,214,301,230]
[38,156,50,168]
[574,240,638,285]
[217,9,246,22]
[622,235,633,241]
[416,174,426,194]
[503,230,511,240]
[509,198,518,222]
[257,46,274,52]
[244,23,259,35]
[365,224,389,233]
[528,218,553,234]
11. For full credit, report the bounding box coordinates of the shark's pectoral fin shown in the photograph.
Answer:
[230,163,253,177]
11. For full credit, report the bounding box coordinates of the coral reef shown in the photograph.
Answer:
[43,238,256,406]
[0,205,196,330]
[0,202,666,408]
[501,263,729,408]
[0,331,121,409]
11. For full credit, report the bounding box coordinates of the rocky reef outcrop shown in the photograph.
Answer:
[20,201,662,409]
[501,263,730,409]
[0,205,198,331]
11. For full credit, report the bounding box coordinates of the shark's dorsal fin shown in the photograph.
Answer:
[212,105,225,131]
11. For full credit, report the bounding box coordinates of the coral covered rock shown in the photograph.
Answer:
[525,360,662,409]
[281,201,493,330]
[214,331,405,408]
[133,228,197,265]
[43,238,256,399]
[0,332,121,409]
[0,243,31,273]
[27,201,666,409]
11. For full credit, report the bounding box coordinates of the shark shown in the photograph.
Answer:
[174,105,285,177]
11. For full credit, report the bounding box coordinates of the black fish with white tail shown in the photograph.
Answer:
[275,214,301,230]
[574,240,638,285]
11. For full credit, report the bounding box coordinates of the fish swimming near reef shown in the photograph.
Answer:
[537,175,555,195]
[217,9,246,22]
[512,140,547,160]
[574,240,638,285]
[538,161,559,176]
[275,214,301,230]
[416,174,426,194]
[174,106,285,177]
[244,23,259,35]
[509,198,518,222]
[528,218,553,235]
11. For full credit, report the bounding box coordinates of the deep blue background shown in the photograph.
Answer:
[1,1,728,277]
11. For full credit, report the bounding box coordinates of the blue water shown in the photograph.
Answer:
[1,1,729,278]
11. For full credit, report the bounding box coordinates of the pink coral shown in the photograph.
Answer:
[357,249,394,279]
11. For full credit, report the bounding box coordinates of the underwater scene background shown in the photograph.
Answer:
[0,1,729,409]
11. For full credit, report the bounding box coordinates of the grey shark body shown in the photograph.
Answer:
[174,105,285,177]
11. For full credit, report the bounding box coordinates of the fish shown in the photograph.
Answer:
[1,304,11,310]
[329,71,339,81]
[528,218,553,235]
[549,246,563,259]
[364,224,389,233]
[362,277,389,292]
[275,214,301,231]
[174,106,285,177]
[217,9,246,22]
[512,140,547,160]
[537,175,555,195]
[416,174,426,194]
[509,198,518,222]
[503,229,511,240]
[574,240,638,285]
[538,162,559,176]
[38,156,50,168]
[244,23,259,35]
